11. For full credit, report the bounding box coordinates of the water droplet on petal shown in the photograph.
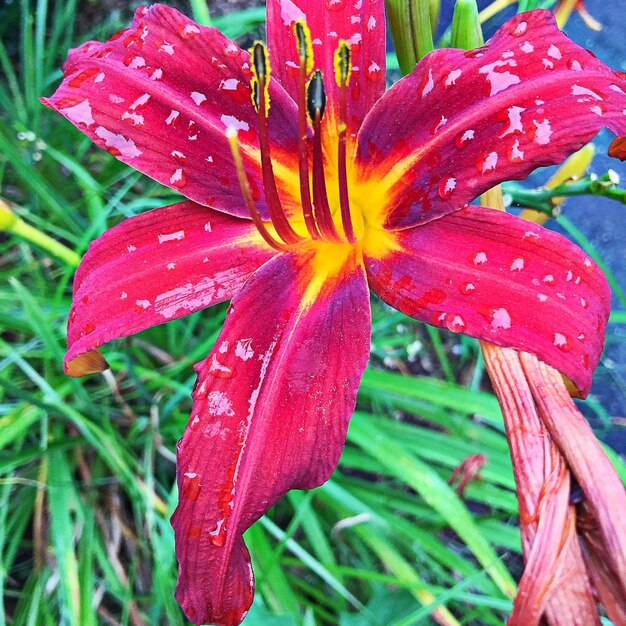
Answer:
[68,67,101,88]
[366,61,383,82]
[446,315,466,333]
[510,20,527,36]
[181,472,201,501]
[553,332,570,352]
[179,23,201,40]
[170,168,187,188]
[455,129,475,149]
[219,78,250,104]
[438,177,456,199]
[223,42,240,58]
[325,0,347,10]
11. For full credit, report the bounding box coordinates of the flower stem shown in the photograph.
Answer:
[503,172,626,216]
[189,0,211,26]
[1,199,80,267]
[386,0,434,75]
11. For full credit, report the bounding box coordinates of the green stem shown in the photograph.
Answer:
[189,0,212,26]
[451,0,484,50]
[503,173,626,215]
[9,216,80,267]
[386,0,434,75]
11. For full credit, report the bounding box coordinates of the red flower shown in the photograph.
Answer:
[43,3,626,624]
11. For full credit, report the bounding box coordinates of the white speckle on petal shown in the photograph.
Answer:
[553,333,568,348]
[499,105,525,137]
[158,230,185,244]
[221,114,249,132]
[533,119,552,145]
[548,44,562,60]
[510,139,524,161]
[135,299,151,309]
[61,99,95,128]
[129,93,150,110]
[473,252,488,265]
[94,126,142,157]
[207,391,235,417]
[571,84,603,100]
[235,338,254,361]
[478,59,520,96]
[159,41,175,55]
[165,110,180,125]
[491,308,511,329]
[434,115,447,133]
[122,111,144,126]
[445,69,462,87]
[368,15,377,30]
[169,168,185,186]
[421,69,434,98]
[510,258,525,271]
[191,91,207,105]
[520,41,534,53]
[482,151,498,173]
[280,0,305,25]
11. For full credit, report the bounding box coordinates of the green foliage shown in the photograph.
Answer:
[0,1,624,625]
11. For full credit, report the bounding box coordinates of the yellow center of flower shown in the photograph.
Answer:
[226,23,393,270]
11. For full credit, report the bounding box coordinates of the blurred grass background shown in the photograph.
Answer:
[0,1,625,625]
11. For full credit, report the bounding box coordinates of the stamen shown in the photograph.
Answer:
[226,127,284,251]
[250,42,302,245]
[334,42,356,244]
[294,20,320,240]
[307,71,342,242]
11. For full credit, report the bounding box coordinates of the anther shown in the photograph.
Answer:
[308,71,342,242]
[334,41,351,88]
[226,127,284,251]
[295,19,314,75]
[250,41,302,245]
[335,42,356,243]
[294,20,320,240]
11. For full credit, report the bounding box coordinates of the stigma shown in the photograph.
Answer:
[226,26,358,252]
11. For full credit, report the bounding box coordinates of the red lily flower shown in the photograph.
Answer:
[43,3,626,624]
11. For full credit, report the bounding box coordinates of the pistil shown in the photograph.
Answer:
[334,42,356,244]
[251,42,302,245]
[226,127,284,251]
[307,70,342,242]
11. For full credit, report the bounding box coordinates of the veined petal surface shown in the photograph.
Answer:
[266,0,386,151]
[365,205,610,395]
[171,247,371,626]
[65,201,274,375]
[43,4,301,219]
[356,10,626,229]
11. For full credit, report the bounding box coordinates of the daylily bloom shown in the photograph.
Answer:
[43,2,626,624]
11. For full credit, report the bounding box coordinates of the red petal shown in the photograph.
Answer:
[42,5,301,219]
[266,0,386,151]
[65,201,274,375]
[356,9,626,229]
[365,205,610,395]
[171,247,370,626]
